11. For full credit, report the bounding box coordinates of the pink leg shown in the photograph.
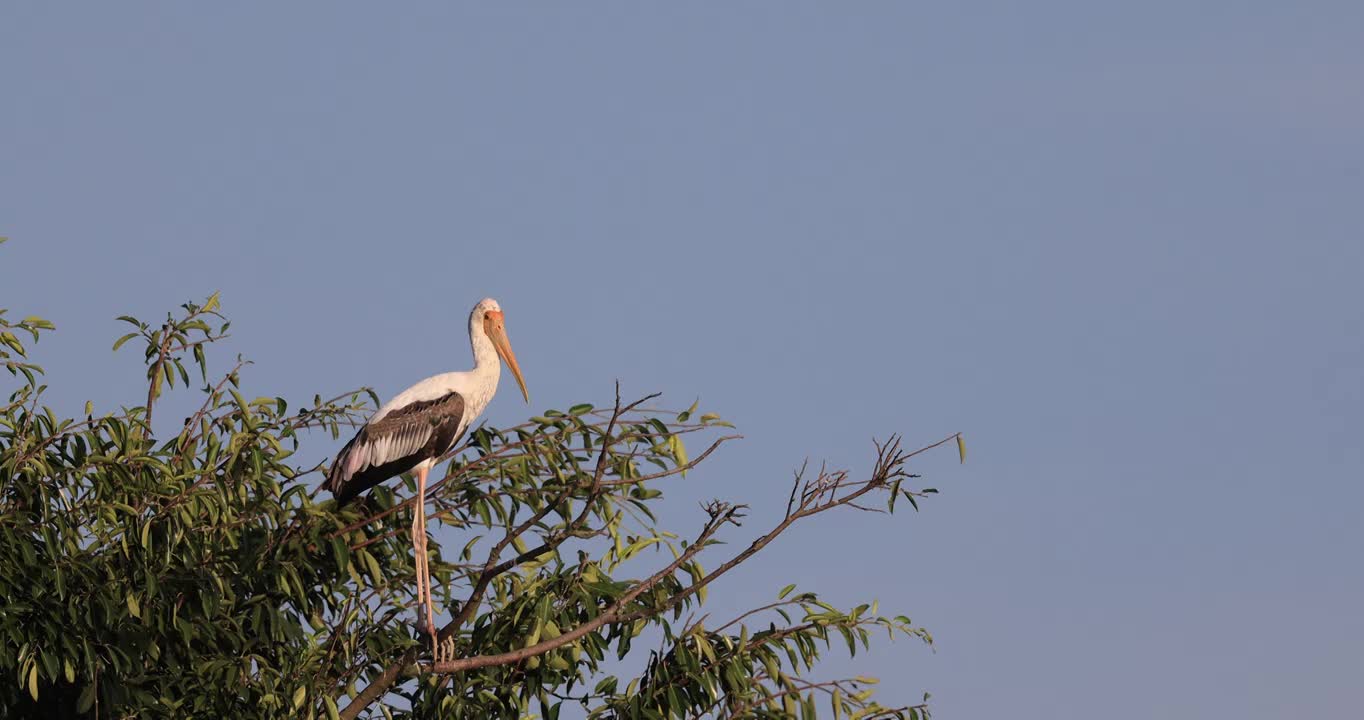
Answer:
[415,465,439,660]
[412,478,426,629]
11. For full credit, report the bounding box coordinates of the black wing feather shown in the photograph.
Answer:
[325,392,466,505]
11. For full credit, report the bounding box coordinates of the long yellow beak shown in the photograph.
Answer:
[484,311,530,403]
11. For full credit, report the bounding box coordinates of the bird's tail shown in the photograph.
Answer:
[325,436,360,505]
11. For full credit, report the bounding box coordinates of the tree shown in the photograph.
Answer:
[0,289,964,719]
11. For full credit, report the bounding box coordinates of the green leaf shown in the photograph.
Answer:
[361,549,383,586]
[677,398,699,423]
[329,538,349,572]
[669,434,688,476]
[127,592,141,619]
[38,648,58,682]
[956,433,966,464]
[203,291,221,313]
[323,695,340,720]
[1,332,25,356]
[150,364,164,402]
[568,403,593,416]
[27,665,37,701]
[779,584,796,599]
[63,659,74,684]
[292,686,307,710]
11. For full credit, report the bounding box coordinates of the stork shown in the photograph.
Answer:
[324,297,529,660]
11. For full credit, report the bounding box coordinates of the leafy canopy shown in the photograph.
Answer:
[0,290,961,719]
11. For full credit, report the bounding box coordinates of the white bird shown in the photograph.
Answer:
[324,297,529,660]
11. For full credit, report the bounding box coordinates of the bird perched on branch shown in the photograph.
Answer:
[324,297,529,661]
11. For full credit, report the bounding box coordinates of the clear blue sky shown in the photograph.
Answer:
[3,4,1361,717]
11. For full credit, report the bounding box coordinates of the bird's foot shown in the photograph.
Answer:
[413,616,453,664]
[436,635,455,664]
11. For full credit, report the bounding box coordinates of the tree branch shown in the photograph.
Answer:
[600,435,742,487]
[429,503,738,674]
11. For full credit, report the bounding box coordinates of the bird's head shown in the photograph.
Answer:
[473,298,530,403]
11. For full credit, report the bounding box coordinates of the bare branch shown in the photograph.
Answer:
[429,504,739,674]
[600,435,742,487]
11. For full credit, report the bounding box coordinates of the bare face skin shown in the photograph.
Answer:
[483,309,529,403]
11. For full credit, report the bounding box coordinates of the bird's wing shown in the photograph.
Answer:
[325,391,466,504]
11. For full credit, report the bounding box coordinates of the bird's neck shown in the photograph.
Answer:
[469,324,501,389]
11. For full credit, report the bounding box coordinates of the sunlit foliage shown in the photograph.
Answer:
[0,290,958,719]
